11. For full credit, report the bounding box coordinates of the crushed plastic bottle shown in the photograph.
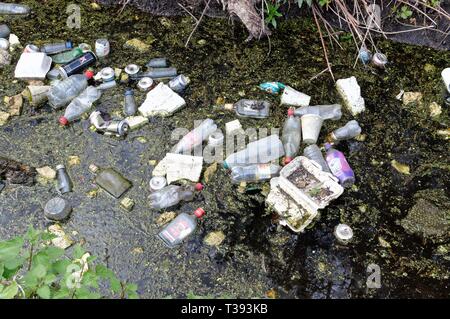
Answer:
[329,120,362,142]
[41,41,73,55]
[303,144,330,173]
[149,183,203,210]
[89,164,132,199]
[324,143,355,187]
[224,134,285,169]
[231,164,281,183]
[228,99,270,119]
[158,208,205,248]
[259,82,285,94]
[282,108,301,164]
[124,89,137,116]
[59,86,102,126]
[47,73,92,110]
[0,2,30,15]
[172,119,217,154]
[294,104,342,120]
[51,47,83,64]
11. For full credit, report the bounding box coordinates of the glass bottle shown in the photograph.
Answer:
[89,164,132,199]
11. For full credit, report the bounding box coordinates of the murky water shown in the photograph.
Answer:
[0,1,449,298]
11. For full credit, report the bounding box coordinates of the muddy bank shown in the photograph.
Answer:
[1,1,450,298]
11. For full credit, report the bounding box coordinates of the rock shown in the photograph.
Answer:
[204,231,225,246]
[156,211,177,227]
[8,34,20,52]
[429,102,442,117]
[203,162,218,184]
[120,197,135,212]
[402,92,422,106]
[0,111,10,126]
[123,38,150,52]
[4,94,23,116]
[132,247,144,254]
[336,76,365,115]
[90,2,101,10]
[400,197,450,243]
[391,160,410,175]
[36,166,56,180]
[48,224,74,250]
[0,48,11,67]
[67,155,81,166]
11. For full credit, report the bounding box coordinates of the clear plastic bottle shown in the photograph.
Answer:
[51,47,83,64]
[89,164,132,199]
[227,99,270,119]
[324,143,355,187]
[0,2,30,15]
[303,144,330,172]
[41,41,73,55]
[294,104,342,120]
[135,67,177,79]
[282,108,301,164]
[223,134,285,169]
[329,120,362,142]
[172,119,217,154]
[231,164,281,183]
[158,208,205,248]
[149,183,203,210]
[124,89,137,116]
[59,86,102,126]
[47,73,92,109]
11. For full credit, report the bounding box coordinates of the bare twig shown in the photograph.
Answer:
[312,5,335,82]
[185,0,212,48]
[178,2,199,23]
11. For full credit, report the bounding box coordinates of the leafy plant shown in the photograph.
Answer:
[0,226,138,299]
[317,0,331,7]
[396,5,413,20]
[295,0,313,8]
[265,1,283,28]
[428,0,441,7]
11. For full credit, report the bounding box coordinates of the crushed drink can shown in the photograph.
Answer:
[169,74,190,93]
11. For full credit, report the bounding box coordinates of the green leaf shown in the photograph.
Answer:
[110,277,121,294]
[52,287,70,299]
[1,266,20,280]
[4,256,25,270]
[95,265,113,279]
[81,271,99,288]
[72,245,85,260]
[42,246,65,260]
[44,273,57,285]
[52,259,71,275]
[26,226,40,244]
[0,262,4,278]
[36,286,51,299]
[0,282,19,299]
[30,264,47,279]
[0,237,24,261]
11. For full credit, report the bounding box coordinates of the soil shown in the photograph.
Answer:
[0,0,449,299]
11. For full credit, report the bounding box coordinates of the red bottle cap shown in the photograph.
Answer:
[194,208,205,218]
[59,116,68,126]
[84,69,94,79]
[195,183,204,191]
[284,156,293,165]
[287,108,294,117]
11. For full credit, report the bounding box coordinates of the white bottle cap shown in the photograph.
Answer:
[334,224,353,243]
[149,176,167,192]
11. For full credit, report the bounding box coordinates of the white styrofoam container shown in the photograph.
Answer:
[138,82,186,117]
[442,68,450,94]
[280,86,311,107]
[336,76,365,116]
[14,52,52,80]
[152,153,203,184]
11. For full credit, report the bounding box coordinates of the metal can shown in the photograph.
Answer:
[95,38,110,58]
[104,120,129,137]
[137,77,154,91]
[372,52,388,69]
[100,67,115,82]
[358,47,372,65]
[58,51,97,79]
[23,44,40,53]
[44,197,72,221]
[125,64,140,76]
[169,74,190,93]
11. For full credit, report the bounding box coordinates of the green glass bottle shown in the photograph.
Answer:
[51,47,83,64]
[89,164,132,199]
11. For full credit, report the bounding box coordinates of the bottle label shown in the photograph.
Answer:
[328,157,343,175]
[160,219,192,244]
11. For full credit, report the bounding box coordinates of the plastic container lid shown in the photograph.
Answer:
[194,207,205,218]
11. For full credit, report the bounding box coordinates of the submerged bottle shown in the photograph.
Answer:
[303,144,330,173]
[124,89,137,116]
[329,120,362,142]
[47,72,92,109]
[282,108,301,164]
[0,2,30,15]
[225,99,270,119]
[172,119,217,154]
[51,47,83,64]
[294,104,342,120]
[324,143,355,187]
[89,164,132,199]
[149,183,203,210]
[231,164,281,184]
[59,86,102,126]
[55,165,72,194]
[223,134,285,169]
[41,41,73,55]
[158,208,205,248]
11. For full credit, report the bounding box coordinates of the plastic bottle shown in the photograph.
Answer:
[47,73,92,109]
[146,57,167,68]
[158,208,205,248]
[294,104,342,120]
[41,41,73,55]
[329,120,362,142]
[59,86,102,126]
[0,2,30,15]
[223,134,285,169]
[0,24,10,38]
[227,99,270,119]
[324,143,355,187]
[124,89,137,116]
[231,164,281,183]
[282,108,301,164]
[51,47,83,64]
[303,144,330,173]
[89,164,132,199]
[172,119,218,154]
[135,67,177,79]
[55,165,72,194]
[149,183,203,210]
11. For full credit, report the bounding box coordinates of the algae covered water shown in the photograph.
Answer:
[0,1,449,298]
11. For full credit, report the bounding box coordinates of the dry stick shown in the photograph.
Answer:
[178,2,200,23]
[360,24,435,34]
[312,5,335,82]
[309,67,329,81]
[118,0,131,14]
[185,0,212,48]
[397,0,438,26]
